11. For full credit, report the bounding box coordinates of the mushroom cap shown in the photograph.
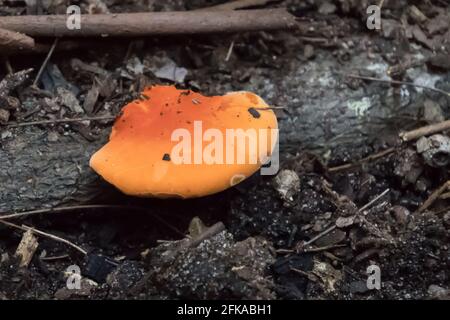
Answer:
[89,85,278,198]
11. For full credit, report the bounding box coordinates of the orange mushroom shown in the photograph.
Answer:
[89,85,278,198]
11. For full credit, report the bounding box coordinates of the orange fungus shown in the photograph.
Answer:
[89,85,278,198]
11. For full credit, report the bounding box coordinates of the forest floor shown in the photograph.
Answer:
[0,0,449,300]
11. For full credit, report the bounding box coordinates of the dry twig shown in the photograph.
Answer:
[0,204,185,237]
[225,40,235,62]
[298,189,390,250]
[358,189,390,213]
[290,267,318,282]
[188,222,225,248]
[417,180,450,213]
[0,27,35,53]
[302,244,347,253]
[40,254,70,261]
[302,225,337,248]
[7,115,116,128]
[197,0,277,11]
[337,73,450,97]
[0,9,297,38]
[328,148,395,173]
[33,38,58,86]
[0,220,87,255]
[400,120,450,142]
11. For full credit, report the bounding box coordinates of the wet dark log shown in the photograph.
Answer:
[0,126,106,213]
[0,45,438,213]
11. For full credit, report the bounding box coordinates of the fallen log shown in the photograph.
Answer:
[0,9,297,38]
[0,125,108,213]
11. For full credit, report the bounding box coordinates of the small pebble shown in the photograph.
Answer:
[273,169,300,204]
[391,205,410,225]
[0,108,10,125]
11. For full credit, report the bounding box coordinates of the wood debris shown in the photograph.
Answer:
[14,229,39,268]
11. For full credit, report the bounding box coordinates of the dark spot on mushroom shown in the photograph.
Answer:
[160,112,164,116]
[162,153,171,161]
[180,90,191,97]
[248,107,261,119]
[165,103,169,107]
[177,111,182,114]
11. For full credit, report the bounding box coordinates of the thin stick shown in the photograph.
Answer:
[0,204,185,238]
[417,180,450,213]
[300,189,389,248]
[299,36,329,44]
[225,40,235,62]
[7,115,116,128]
[302,225,337,247]
[328,148,395,173]
[0,10,297,38]
[337,73,450,97]
[400,120,450,142]
[0,204,125,220]
[33,38,58,86]
[0,220,87,255]
[433,205,450,215]
[303,244,347,253]
[358,188,390,213]
[290,267,318,282]
[197,0,277,11]
[189,222,225,247]
[439,192,450,200]
[40,254,70,261]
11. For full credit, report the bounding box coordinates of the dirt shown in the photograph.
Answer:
[0,0,449,300]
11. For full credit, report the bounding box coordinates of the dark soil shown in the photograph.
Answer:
[0,0,449,300]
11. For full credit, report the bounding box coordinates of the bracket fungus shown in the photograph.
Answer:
[90,85,278,198]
